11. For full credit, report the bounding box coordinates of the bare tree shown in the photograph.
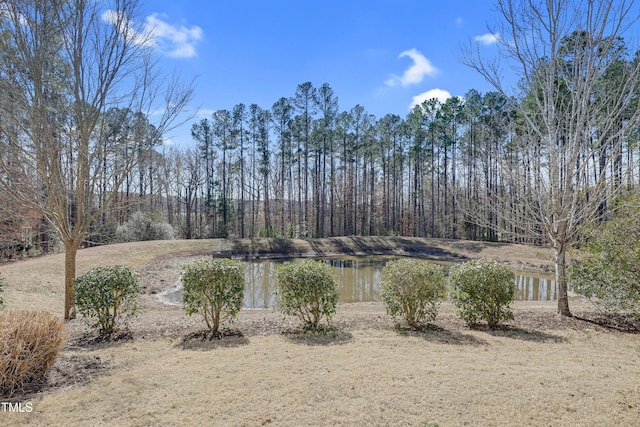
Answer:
[0,0,193,319]
[176,148,204,239]
[463,0,640,316]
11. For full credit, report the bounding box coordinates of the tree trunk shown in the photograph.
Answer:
[264,174,271,235]
[64,238,81,320]
[555,244,572,317]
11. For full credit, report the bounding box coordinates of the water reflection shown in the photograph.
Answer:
[164,256,557,308]
[514,272,556,301]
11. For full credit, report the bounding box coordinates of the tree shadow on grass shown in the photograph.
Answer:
[179,328,250,350]
[476,324,568,343]
[327,238,357,255]
[574,314,640,333]
[394,323,489,346]
[267,238,298,256]
[393,237,464,261]
[306,240,327,257]
[281,324,353,346]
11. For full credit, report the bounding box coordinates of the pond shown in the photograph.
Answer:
[160,256,557,308]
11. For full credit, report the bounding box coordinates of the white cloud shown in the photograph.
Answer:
[102,10,202,58]
[385,48,438,87]
[102,9,153,47]
[410,88,452,110]
[145,13,203,58]
[475,33,499,45]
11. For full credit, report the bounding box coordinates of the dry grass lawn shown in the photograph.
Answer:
[1,238,639,426]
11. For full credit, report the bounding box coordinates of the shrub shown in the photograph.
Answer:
[449,260,516,328]
[275,260,339,329]
[182,258,245,335]
[116,210,175,242]
[74,265,141,336]
[381,259,447,329]
[570,197,640,321]
[572,255,640,321]
[0,310,66,397]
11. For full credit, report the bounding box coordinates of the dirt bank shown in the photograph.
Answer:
[223,236,555,274]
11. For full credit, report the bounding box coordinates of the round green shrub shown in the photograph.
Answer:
[275,260,339,329]
[74,265,140,336]
[182,258,245,335]
[381,258,446,329]
[449,260,515,328]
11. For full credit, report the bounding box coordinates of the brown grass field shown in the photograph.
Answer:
[1,238,639,426]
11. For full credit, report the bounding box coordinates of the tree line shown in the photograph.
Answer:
[5,59,640,251]
[161,86,532,242]
[111,70,638,247]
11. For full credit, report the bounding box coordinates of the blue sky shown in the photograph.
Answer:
[137,1,502,146]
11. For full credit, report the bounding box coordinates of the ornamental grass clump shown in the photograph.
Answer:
[381,259,447,329]
[449,260,515,328]
[182,258,245,335]
[275,260,339,329]
[74,265,141,336]
[0,310,66,397]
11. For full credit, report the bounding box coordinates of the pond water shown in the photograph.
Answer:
[160,256,557,308]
